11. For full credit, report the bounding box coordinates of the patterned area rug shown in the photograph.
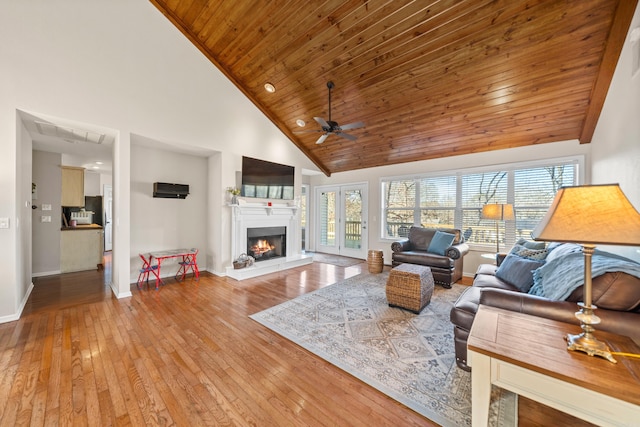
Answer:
[309,252,365,267]
[250,271,515,427]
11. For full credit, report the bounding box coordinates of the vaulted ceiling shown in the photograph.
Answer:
[150,0,637,176]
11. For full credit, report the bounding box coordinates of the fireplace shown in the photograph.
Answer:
[247,226,286,262]
[227,202,311,280]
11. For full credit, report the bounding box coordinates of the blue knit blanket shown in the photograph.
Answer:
[529,247,640,301]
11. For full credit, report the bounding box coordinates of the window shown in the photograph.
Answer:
[381,158,579,247]
[461,172,508,246]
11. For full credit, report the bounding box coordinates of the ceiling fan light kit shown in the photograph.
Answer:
[294,81,364,144]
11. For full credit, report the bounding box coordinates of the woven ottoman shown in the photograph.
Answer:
[386,264,434,314]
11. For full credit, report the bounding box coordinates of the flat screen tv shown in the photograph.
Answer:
[241,156,295,200]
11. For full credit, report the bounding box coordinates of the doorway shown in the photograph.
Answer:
[315,183,368,259]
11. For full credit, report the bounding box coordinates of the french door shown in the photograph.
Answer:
[315,183,368,259]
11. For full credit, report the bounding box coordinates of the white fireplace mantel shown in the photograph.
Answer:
[226,201,312,280]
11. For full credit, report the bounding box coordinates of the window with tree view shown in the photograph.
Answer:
[382,159,578,249]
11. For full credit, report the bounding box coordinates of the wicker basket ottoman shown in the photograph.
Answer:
[386,264,434,314]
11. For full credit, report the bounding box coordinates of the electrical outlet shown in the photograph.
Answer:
[42,204,52,211]
[0,218,9,229]
[41,216,51,223]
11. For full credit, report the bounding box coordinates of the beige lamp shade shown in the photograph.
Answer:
[481,203,514,221]
[531,184,640,245]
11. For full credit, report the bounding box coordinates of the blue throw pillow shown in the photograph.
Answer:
[427,231,456,255]
[495,254,545,292]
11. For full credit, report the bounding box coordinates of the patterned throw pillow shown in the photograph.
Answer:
[509,244,549,261]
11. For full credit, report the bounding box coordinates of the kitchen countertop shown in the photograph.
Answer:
[61,224,103,231]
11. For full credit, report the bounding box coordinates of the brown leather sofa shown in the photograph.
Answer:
[391,226,469,288]
[450,259,640,371]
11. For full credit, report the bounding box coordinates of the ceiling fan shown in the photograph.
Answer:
[295,81,365,144]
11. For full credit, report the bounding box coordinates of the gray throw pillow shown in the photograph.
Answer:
[516,238,546,250]
[426,231,456,255]
[495,254,545,292]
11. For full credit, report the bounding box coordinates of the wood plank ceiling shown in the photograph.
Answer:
[150,0,637,176]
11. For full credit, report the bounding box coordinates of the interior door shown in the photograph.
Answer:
[315,183,368,258]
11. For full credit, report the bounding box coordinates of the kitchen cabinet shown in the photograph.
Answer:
[61,227,104,273]
[61,166,85,206]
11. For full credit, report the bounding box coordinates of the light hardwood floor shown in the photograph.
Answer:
[2,255,592,426]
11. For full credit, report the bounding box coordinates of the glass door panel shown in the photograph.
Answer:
[315,184,368,258]
[317,189,338,254]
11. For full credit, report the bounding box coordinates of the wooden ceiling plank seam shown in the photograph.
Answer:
[326,0,509,81]
[346,1,613,95]
[579,0,639,143]
[278,34,604,132]
[318,103,589,152]
[227,0,371,78]
[178,0,210,28]
[275,25,606,126]
[323,125,583,171]
[262,0,402,74]
[198,1,263,56]
[270,0,610,116]
[213,0,313,68]
[189,1,225,34]
[348,85,592,138]
[338,123,583,163]
[264,0,493,99]
[322,0,555,89]
[306,91,592,152]
[259,0,442,87]
[199,0,282,66]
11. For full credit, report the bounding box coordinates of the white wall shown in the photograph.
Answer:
[0,0,316,320]
[130,144,209,282]
[590,3,640,262]
[32,150,63,276]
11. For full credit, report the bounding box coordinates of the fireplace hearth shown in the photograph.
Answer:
[247,226,286,262]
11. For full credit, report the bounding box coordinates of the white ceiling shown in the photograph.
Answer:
[22,111,115,174]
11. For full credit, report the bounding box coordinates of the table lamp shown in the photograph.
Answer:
[481,203,514,254]
[531,184,640,363]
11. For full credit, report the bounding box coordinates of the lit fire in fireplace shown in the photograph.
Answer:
[250,239,275,257]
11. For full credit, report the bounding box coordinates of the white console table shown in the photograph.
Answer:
[468,306,640,426]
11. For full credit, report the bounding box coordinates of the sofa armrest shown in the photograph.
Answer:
[479,288,640,343]
[391,238,411,252]
[445,243,469,259]
[479,288,578,324]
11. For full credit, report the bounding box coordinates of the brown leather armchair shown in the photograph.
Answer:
[391,226,469,288]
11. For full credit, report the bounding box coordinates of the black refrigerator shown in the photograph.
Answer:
[84,196,103,226]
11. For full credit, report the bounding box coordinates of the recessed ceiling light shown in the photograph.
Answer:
[92,166,99,169]
[264,83,276,93]
[296,119,306,127]
[95,161,103,165]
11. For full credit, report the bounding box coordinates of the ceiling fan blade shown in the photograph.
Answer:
[314,117,330,128]
[339,121,365,131]
[336,132,357,141]
[316,133,329,144]
[293,129,323,134]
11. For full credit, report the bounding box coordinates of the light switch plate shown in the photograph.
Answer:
[41,216,51,223]
[0,218,9,229]
[42,204,52,211]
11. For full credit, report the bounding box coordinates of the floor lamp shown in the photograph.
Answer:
[531,184,640,363]
[481,203,514,254]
